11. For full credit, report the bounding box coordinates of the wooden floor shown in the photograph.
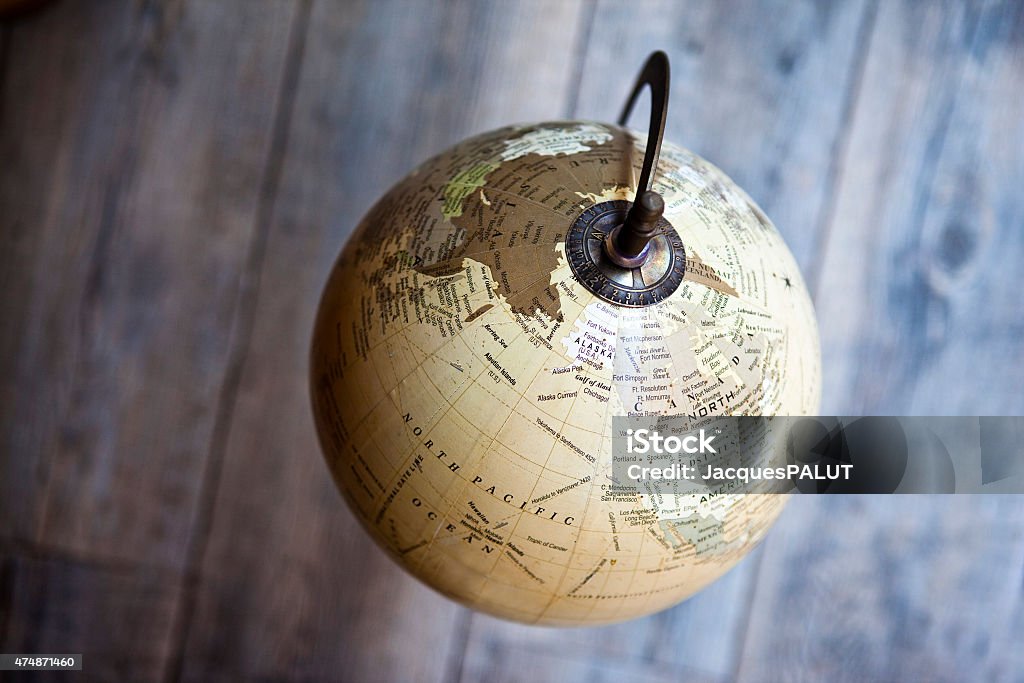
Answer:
[2,1,1023,681]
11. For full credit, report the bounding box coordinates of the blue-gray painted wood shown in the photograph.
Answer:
[0,0,295,567]
[0,549,182,682]
[738,496,1024,683]
[738,1,1024,680]
[814,0,1024,416]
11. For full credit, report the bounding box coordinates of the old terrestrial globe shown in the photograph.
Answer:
[310,53,820,625]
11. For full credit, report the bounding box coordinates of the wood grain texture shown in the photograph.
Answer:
[739,1,1024,680]
[459,637,721,683]
[813,0,1024,415]
[738,497,1024,683]
[0,25,7,92]
[0,547,182,682]
[0,0,296,569]
[175,1,588,681]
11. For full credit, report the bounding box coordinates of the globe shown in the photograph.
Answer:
[310,120,820,625]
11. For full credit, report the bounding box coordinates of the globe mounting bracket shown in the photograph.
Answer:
[617,50,669,201]
[566,51,686,307]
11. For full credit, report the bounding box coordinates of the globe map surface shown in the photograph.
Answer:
[310,122,821,625]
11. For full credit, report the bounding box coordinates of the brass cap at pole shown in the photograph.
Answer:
[603,191,665,268]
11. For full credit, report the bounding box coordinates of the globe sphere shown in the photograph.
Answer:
[310,121,820,625]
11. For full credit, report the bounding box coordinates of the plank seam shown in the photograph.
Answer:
[562,0,598,120]
[736,1,882,669]
[728,543,771,682]
[0,534,180,578]
[441,609,473,683]
[0,555,13,650]
[0,25,9,133]
[161,1,314,681]
[804,0,880,295]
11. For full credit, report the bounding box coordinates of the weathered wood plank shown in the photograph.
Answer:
[0,0,296,568]
[0,25,8,82]
[0,0,126,553]
[812,0,1024,416]
[453,2,875,681]
[177,1,589,680]
[459,636,721,683]
[0,547,182,682]
[740,1,1024,679]
[738,497,1024,683]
